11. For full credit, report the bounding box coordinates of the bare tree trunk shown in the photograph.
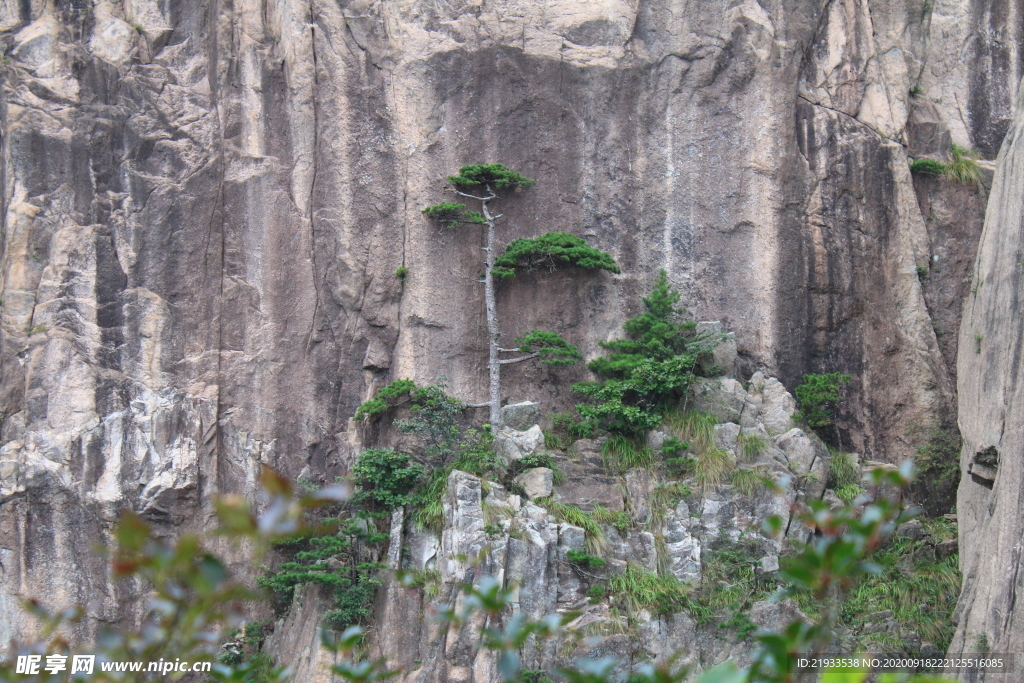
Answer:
[481,196,502,426]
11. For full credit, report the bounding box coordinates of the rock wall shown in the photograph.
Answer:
[947,77,1024,674]
[0,0,1011,652]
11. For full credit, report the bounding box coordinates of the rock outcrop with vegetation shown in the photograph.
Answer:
[0,0,1013,671]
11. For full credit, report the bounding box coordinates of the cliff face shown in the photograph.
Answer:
[948,78,1024,673]
[0,0,1011,653]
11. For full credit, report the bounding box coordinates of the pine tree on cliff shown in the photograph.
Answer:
[421,164,619,426]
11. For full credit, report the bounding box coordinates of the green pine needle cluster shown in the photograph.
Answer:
[493,232,620,279]
[421,202,486,229]
[514,329,583,366]
[447,163,535,190]
[574,271,724,437]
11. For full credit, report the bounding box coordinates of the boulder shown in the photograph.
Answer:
[494,425,544,462]
[689,377,748,423]
[513,467,553,500]
[775,428,822,473]
[501,401,540,430]
[759,378,797,435]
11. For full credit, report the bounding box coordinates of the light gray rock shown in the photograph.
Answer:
[646,429,668,452]
[513,467,553,500]
[494,425,545,462]
[775,428,821,474]
[689,377,748,424]
[714,422,741,458]
[500,401,541,431]
[760,378,798,435]
[625,468,654,524]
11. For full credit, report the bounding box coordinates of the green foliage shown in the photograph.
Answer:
[421,202,486,229]
[664,410,717,453]
[513,329,584,366]
[730,468,770,496]
[608,565,690,616]
[400,567,442,599]
[592,505,633,533]
[566,549,608,570]
[839,536,961,651]
[828,451,860,489]
[909,145,983,185]
[911,423,962,516]
[538,499,607,554]
[395,266,408,280]
[354,379,418,420]
[492,232,620,279]
[688,533,771,625]
[694,448,732,491]
[352,448,425,511]
[794,372,851,431]
[737,433,766,461]
[447,163,535,190]
[601,435,655,472]
[909,158,946,175]
[916,264,929,280]
[522,670,556,683]
[946,144,982,184]
[409,427,501,532]
[258,517,388,632]
[576,272,723,436]
[834,484,865,504]
[395,383,466,467]
[661,436,688,457]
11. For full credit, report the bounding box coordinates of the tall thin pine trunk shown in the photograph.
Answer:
[481,197,502,426]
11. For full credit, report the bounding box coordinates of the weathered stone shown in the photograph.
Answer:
[646,429,668,452]
[494,425,545,462]
[896,519,925,540]
[689,377,747,424]
[513,467,553,500]
[625,468,654,524]
[500,402,541,431]
[714,422,741,458]
[775,428,821,474]
[759,379,798,435]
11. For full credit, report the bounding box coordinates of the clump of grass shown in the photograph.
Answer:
[403,567,442,599]
[690,532,771,624]
[730,467,770,496]
[601,434,654,472]
[538,499,607,554]
[592,505,632,533]
[946,144,982,184]
[546,411,596,449]
[828,451,860,489]
[663,410,717,453]
[737,432,766,461]
[909,145,982,185]
[395,266,408,280]
[834,483,865,504]
[607,564,690,616]
[651,481,691,510]
[840,537,961,650]
[909,158,946,175]
[694,448,732,490]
